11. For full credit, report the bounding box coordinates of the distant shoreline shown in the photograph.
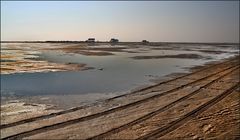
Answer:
[1,41,239,45]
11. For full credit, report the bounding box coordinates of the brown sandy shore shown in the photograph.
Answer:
[1,43,93,75]
[1,56,239,139]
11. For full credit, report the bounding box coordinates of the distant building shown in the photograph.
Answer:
[142,40,149,43]
[110,38,119,43]
[86,38,95,43]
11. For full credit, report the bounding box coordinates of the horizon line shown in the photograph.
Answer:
[1,40,239,44]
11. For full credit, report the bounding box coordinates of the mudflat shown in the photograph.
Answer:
[1,56,239,139]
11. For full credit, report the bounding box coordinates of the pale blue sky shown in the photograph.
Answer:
[1,1,239,43]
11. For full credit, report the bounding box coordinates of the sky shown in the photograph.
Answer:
[1,1,239,43]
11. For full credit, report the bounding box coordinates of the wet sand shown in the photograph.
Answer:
[131,54,209,60]
[1,44,91,74]
[47,45,140,55]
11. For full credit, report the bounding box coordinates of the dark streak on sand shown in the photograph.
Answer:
[131,54,210,60]
[47,46,141,56]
